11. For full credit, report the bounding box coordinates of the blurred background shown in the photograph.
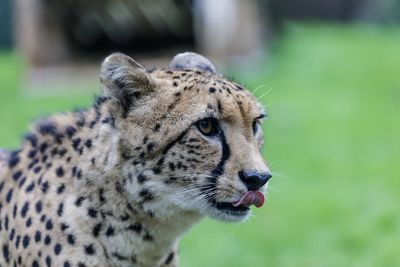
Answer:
[1,0,400,266]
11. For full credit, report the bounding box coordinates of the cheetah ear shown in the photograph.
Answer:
[170,52,221,75]
[100,52,155,116]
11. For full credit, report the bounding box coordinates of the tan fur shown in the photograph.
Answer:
[0,53,270,267]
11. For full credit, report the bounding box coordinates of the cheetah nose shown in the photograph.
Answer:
[238,170,272,191]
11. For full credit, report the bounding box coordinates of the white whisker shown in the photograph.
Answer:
[256,87,273,101]
[252,84,267,94]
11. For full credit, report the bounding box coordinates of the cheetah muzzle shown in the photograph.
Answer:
[0,52,272,267]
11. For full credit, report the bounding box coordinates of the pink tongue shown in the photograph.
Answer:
[232,191,265,208]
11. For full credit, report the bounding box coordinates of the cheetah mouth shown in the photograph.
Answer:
[214,201,250,213]
[212,190,265,214]
[232,190,265,208]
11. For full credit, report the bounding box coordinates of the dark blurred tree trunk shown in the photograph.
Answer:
[0,0,13,49]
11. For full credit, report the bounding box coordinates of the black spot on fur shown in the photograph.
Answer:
[3,216,9,231]
[72,166,77,177]
[8,151,20,168]
[72,138,81,151]
[65,126,77,138]
[75,196,86,207]
[105,226,115,236]
[38,121,57,135]
[2,244,10,263]
[147,142,155,152]
[15,235,21,249]
[25,133,38,147]
[21,202,29,218]
[165,252,175,265]
[44,235,51,245]
[84,139,92,148]
[46,219,54,230]
[127,223,142,234]
[19,177,27,188]
[143,136,148,144]
[137,173,147,184]
[115,181,123,194]
[209,87,216,93]
[92,223,102,237]
[57,203,64,216]
[168,162,176,171]
[41,181,49,193]
[98,188,106,203]
[28,149,37,159]
[25,182,35,193]
[119,213,130,221]
[35,201,43,213]
[50,147,58,157]
[152,167,161,174]
[95,95,108,106]
[42,154,49,162]
[6,188,13,203]
[22,235,30,248]
[58,147,67,157]
[84,244,96,255]
[54,243,62,255]
[33,166,42,174]
[88,208,98,218]
[60,223,69,231]
[236,84,244,90]
[34,231,41,243]
[112,252,129,261]
[67,234,75,245]
[143,232,154,241]
[13,171,22,181]
[140,189,154,201]
[57,184,65,194]
[12,204,17,218]
[9,228,15,241]
[56,167,64,177]
[26,217,32,227]
[45,255,52,267]
[217,100,223,113]
[39,142,48,153]
[28,158,39,170]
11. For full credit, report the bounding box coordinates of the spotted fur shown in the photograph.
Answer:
[0,52,271,267]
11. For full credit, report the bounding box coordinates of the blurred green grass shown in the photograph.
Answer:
[1,23,400,267]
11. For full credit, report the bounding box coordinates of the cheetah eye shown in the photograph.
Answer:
[252,114,266,135]
[252,120,260,135]
[196,118,219,136]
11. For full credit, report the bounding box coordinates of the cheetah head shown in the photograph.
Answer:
[100,52,271,223]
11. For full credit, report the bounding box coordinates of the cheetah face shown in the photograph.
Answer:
[101,52,271,222]
[161,110,270,222]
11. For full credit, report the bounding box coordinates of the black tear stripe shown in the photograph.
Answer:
[204,130,231,203]
[162,130,188,155]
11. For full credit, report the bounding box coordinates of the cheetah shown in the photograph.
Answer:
[0,52,272,267]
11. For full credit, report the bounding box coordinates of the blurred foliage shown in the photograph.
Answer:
[0,53,93,148]
[1,23,400,267]
[358,0,400,24]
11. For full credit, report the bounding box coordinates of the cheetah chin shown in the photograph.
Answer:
[0,52,272,267]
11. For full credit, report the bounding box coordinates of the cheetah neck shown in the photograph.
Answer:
[25,99,201,266]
